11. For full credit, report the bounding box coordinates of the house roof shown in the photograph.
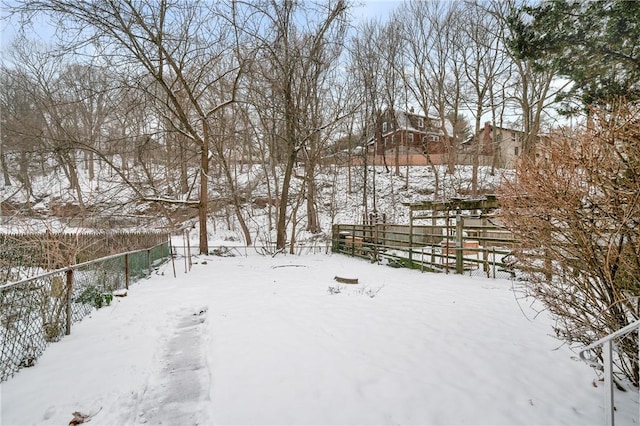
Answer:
[382,109,452,137]
[462,123,525,145]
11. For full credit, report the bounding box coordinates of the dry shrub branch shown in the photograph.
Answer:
[499,100,640,385]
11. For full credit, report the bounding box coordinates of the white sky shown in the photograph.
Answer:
[352,0,402,22]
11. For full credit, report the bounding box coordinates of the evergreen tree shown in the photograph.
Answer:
[509,0,640,111]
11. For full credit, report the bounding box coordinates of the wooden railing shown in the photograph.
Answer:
[332,214,517,278]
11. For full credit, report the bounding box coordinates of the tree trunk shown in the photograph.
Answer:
[305,168,321,234]
[1,143,10,186]
[88,150,95,181]
[180,139,189,194]
[19,151,32,205]
[199,126,210,255]
[276,147,296,249]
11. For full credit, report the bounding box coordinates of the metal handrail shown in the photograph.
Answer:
[578,319,640,426]
[580,319,640,354]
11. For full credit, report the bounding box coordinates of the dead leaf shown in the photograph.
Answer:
[69,411,91,425]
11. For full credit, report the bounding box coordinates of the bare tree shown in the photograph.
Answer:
[399,0,467,182]
[459,2,510,195]
[484,0,565,159]
[0,67,36,196]
[240,0,348,250]
[9,0,248,253]
[348,19,388,217]
[1,41,84,207]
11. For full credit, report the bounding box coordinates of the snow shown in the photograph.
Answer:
[1,252,637,425]
[1,162,510,238]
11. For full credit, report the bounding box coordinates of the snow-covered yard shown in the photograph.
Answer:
[1,252,636,425]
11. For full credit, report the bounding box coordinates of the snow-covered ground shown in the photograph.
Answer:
[1,252,636,425]
[0,163,510,238]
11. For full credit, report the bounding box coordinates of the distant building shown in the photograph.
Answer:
[460,122,527,169]
[365,109,452,166]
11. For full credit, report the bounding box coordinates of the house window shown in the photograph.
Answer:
[382,121,388,132]
[384,136,389,147]
[408,133,414,144]
[511,131,517,142]
[430,135,439,142]
[418,117,424,128]
[514,146,520,156]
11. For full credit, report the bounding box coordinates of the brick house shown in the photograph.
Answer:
[367,109,451,166]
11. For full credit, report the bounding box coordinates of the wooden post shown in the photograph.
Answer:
[186,230,192,271]
[171,240,177,277]
[408,211,414,268]
[351,224,356,257]
[456,214,463,274]
[374,223,379,263]
[431,243,435,271]
[483,248,489,278]
[183,230,188,273]
[492,247,496,279]
[65,269,73,336]
[445,211,450,274]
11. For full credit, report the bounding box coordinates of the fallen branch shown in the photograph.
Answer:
[334,276,358,284]
[271,264,308,269]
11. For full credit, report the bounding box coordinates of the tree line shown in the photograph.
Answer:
[1,0,559,252]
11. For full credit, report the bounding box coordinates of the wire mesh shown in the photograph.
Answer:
[0,232,168,285]
[0,241,169,383]
[0,272,68,382]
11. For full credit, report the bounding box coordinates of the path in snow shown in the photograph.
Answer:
[135,307,212,425]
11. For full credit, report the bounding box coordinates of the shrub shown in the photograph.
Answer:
[498,101,640,385]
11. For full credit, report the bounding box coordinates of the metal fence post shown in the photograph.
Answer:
[147,249,151,277]
[125,253,130,289]
[65,269,73,336]
[603,339,615,425]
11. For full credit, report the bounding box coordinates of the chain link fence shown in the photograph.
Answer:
[0,232,169,284]
[0,241,170,382]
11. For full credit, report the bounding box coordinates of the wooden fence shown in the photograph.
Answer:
[332,215,518,278]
